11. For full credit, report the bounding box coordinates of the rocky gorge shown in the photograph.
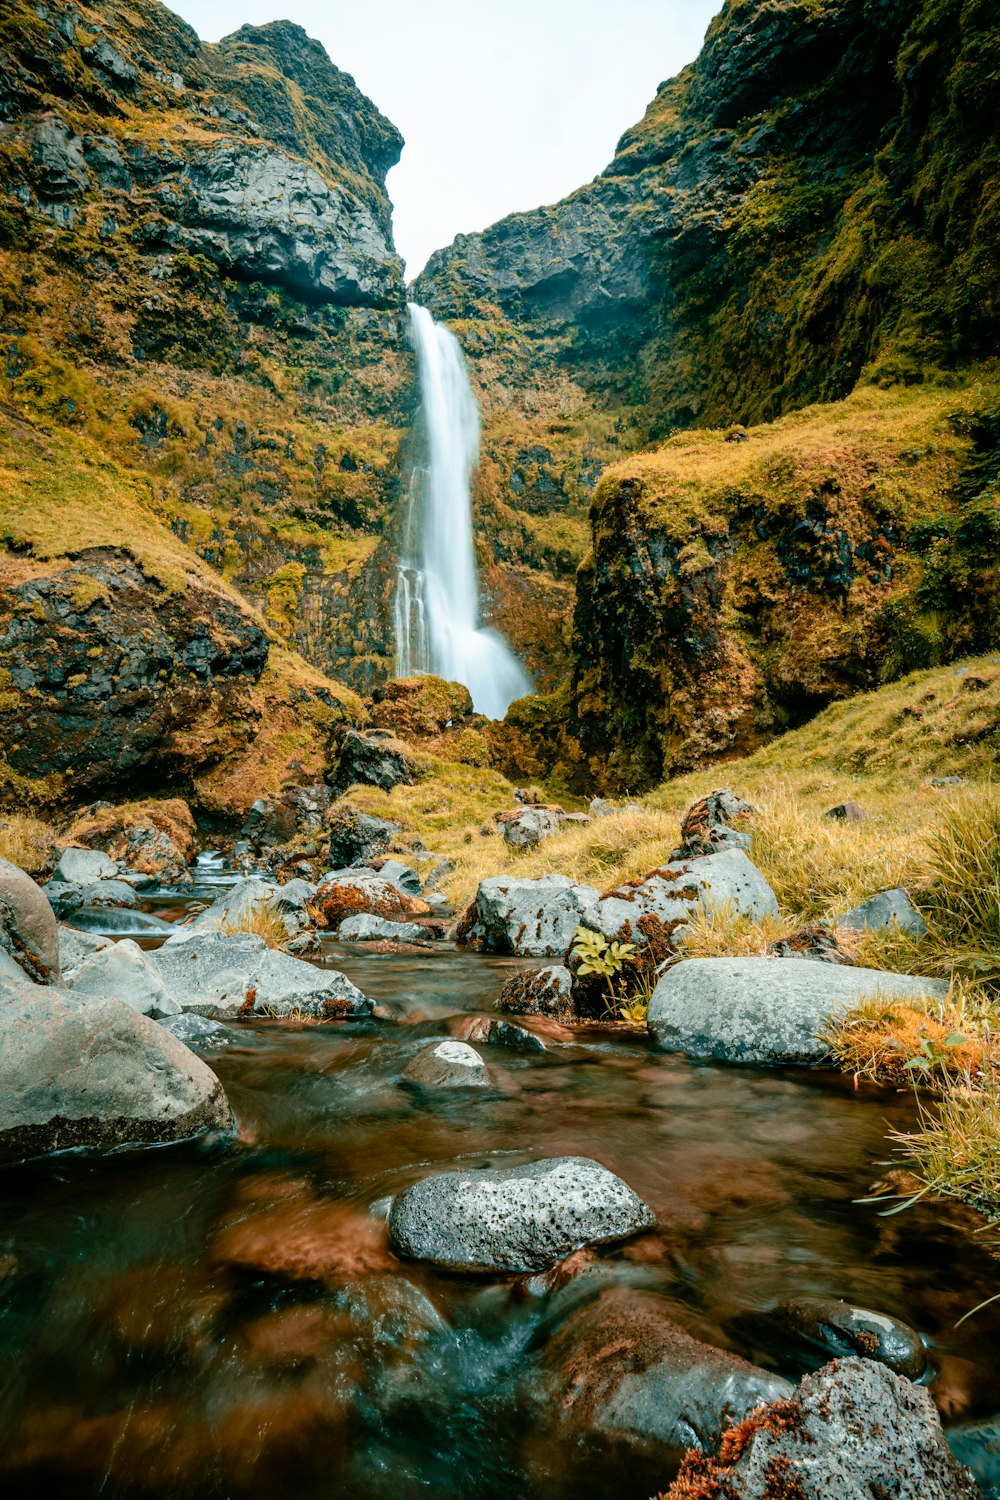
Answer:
[2,0,1000,1497]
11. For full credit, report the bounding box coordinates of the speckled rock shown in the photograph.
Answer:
[0,856,61,983]
[583,849,778,952]
[648,957,951,1065]
[463,875,600,958]
[401,1040,492,1089]
[838,888,928,938]
[152,930,374,1019]
[666,1357,980,1499]
[63,937,180,1020]
[768,1297,928,1381]
[388,1156,654,1272]
[0,976,233,1162]
[494,964,575,1019]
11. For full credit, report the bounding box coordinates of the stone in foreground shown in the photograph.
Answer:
[838,887,929,938]
[664,1357,979,1498]
[532,1287,792,1487]
[647,957,950,1065]
[0,977,233,1162]
[401,1040,492,1089]
[0,855,61,982]
[388,1156,654,1271]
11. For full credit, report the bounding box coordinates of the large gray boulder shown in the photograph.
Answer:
[464,875,600,958]
[647,957,951,1065]
[0,976,232,1162]
[0,855,61,983]
[152,929,374,1019]
[52,847,118,884]
[531,1287,792,1484]
[677,1357,979,1498]
[584,849,779,951]
[838,887,929,938]
[57,923,113,969]
[388,1156,654,1272]
[62,937,180,1019]
[175,877,315,947]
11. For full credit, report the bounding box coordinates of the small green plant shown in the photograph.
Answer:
[897,1030,969,1077]
[570,925,637,1020]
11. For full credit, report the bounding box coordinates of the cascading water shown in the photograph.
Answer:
[394,303,533,720]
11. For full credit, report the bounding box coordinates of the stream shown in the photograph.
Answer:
[1,873,999,1498]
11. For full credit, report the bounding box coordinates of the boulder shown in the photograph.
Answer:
[665,1357,979,1499]
[388,1156,654,1272]
[60,799,196,884]
[62,937,181,1019]
[52,847,119,884]
[584,849,779,952]
[176,877,315,947]
[0,976,232,1162]
[369,857,423,895]
[401,1040,492,1089]
[239,784,333,849]
[152,930,374,1020]
[679,789,756,856]
[825,801,866,822]
[498,807,561,849]
[332,729,413,793]
[463,875,600,958]
[338,914,428,942]
[0,855,61,982]
[647,957,951,1065]
[58,923,113,970]
[766,1297,928,1381]
[838,888,928,938]
[494,964,575,1019]
[45,878,139,917]
[532,1287,792,1484]
[325,808,400,868]
[312,871,430,930]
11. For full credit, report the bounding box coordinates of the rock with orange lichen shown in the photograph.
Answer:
[310,870,430,930]
[662,1357,979,1499]
[60,798,198,883]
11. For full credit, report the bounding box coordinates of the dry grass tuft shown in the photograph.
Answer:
[882,1069,1000,1225]
[220,907,289,949]
[823,985,999,1088]
[0,814,56,876]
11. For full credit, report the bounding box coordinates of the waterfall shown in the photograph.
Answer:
[394,303,533,721]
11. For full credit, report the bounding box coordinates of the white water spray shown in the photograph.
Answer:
[394,303,533,720]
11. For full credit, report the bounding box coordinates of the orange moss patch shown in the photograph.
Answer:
[823,1001,996,1086]
[660,1398,809,1499]
[310,880,430,929]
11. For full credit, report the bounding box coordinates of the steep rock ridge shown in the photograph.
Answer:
[416,0,1000,433]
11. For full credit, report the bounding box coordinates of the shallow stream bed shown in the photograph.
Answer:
[2,897,999,1498]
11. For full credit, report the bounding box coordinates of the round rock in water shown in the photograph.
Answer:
[401,1039,492,1088]
[388,1156,654,1271]
[770,1296,928,1381]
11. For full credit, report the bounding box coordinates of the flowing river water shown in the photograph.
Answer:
[1,873,999,1499]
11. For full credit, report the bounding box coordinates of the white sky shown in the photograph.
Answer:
[170,0,723,276]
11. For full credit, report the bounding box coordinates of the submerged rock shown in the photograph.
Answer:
[453,1015,547,1051]
[647,957,951,1065]
[158,1013,233,1049]
[388,1156,653,1272]
[62,937,180,1019]
[0,855,61,983]
[948,1417,1000,1500]
[531,1287,792,1484]
[152,930,374,1020]
[462,875,600,958]
[665,1357,979,1499]
[494,964,575,1019]
[767,1297,928,1381]
[401,1040,492,1089]
[838,888,928,938]
[0,976,232,1162]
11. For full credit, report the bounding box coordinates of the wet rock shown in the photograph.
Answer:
[152,930,374,1019]
[63,937,181,1019]
[388,1156,654,1272]
[52,847,119,884]
[338,914,428,942]
[948,1417,1000,1499]
[494,964,575,1019]
[45,878,139,917]
[332,729,414,793]
[679,789,756,856]
[312,870,431,929]
[158,1013,233,1048]
[584,849,778,952]
[454,1015,547,1051]
[838,888,928,938]
[401,1040,492,1089]
[768,1297,928,1380]
[462,874,600,957]
[825,800,866,822]
[325,808,400,868]
[531,1287,792,1484]
[212,1174,393,1283]
[498,807,561,849]
[767,922,852,963]
[0,855,61,983]
[665,1357,979,1499]
[0,975,232,1162]
[648,957,951,1065]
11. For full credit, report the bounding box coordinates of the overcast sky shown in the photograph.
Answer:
[170,0,723,276]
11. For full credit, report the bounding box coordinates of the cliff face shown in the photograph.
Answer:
[416,0,1000,434]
